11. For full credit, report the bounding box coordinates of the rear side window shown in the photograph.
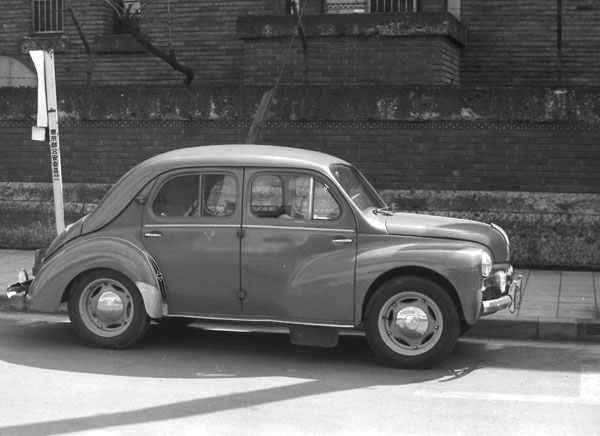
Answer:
[251,173,340,220]
[153,173,236,218]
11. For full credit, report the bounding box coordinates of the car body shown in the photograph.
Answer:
[7,144,521,368]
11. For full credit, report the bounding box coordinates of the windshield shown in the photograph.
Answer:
[330,164,387,213]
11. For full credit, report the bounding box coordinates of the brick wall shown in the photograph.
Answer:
[0,0,283,87]
[237,12,465,86]
[562,1,600,85]
[1,1,600,266]
[460,0,600,86]
[1,86,599,194]
[1,113,599,267]
[1,1,30,55]
[242,36,461,85]
[1,84,599,267]
[3,1,599,87]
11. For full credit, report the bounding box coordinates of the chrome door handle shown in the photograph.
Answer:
[331,237,353,244]
[144,231,163,238]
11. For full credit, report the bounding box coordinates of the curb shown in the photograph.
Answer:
[2,292,600,343]
[467,316,600,342]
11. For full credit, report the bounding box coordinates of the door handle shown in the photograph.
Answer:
[331,237,353,244]
[144,231,163,238]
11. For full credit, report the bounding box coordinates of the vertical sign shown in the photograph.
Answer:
[30,50,65,234]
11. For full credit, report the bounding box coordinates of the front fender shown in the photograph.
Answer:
[355,236,485,325]
[26,237,166,318]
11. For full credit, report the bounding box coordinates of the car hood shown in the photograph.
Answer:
[384,212,510,262]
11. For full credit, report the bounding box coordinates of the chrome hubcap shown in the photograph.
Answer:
[96,291,125,324]
[378,292,443,356]
[79,278,134,337]
[395,306,429,338]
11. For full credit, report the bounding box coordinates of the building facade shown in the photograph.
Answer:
[0,0,599,268]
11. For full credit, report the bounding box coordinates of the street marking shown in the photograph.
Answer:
[581,365,600,401]
[414,388,600,405]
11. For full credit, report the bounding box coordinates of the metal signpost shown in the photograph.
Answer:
[30,50,65,234]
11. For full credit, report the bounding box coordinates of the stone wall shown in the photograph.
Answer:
[382,190,600,269]
[2,183,598,269]
[0,183,107,249]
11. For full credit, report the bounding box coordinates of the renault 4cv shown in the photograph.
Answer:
[7,144,521,368]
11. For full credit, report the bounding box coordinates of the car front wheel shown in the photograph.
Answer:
[68,269,150,349]
[364,276,460,369]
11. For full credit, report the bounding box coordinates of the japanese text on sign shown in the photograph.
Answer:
[49,128,60,181]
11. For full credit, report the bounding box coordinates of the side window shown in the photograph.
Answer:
[251,174,340,221]
[202,174,236,217]
[250,175,284,217]
[153,173,236,218]
[313,179,341,220]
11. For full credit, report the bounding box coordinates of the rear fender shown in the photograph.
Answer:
[27,237,167,318]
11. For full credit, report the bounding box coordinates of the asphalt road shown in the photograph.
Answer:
[1,312,599,436]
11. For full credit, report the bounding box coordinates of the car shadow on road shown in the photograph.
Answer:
[0,315,597,436]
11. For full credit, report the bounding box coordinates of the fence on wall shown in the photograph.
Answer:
[325,0,419,14]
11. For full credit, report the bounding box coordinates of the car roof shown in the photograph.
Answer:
[82,144,351,234]
[142,144,349,171]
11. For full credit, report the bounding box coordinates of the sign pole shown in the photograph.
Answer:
[30,50,65,234]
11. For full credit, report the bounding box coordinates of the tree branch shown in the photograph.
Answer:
[104,0,195,85]
[128,28,195,86]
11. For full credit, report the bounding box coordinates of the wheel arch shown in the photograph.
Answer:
[359,266,465,326]
[28,237,166,318]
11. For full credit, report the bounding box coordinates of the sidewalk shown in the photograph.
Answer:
[1,249,599,342]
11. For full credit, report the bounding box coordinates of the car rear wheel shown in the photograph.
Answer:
[68,269,150,349]
[364,276,460,369]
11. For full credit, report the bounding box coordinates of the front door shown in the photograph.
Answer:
[141,168,242,316]
[241,169,357,324]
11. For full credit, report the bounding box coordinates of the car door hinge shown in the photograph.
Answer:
[237,289,246,300]
[237,229,246,238]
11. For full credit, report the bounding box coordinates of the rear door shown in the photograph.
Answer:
[240,169,357,324]
[141,168,242,316]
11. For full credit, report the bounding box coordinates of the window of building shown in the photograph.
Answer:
[32,0,64,34]
[325,0,419,14]
[112,0,142,33]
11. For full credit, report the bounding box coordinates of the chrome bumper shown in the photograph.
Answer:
[6,249,44,302]
[6,279,32,299]
[481,274,522,315]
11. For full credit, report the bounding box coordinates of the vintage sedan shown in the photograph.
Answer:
[7,144,521,368]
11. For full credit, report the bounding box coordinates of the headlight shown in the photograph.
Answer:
[18,268,29,284]
[481,251,493,277]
